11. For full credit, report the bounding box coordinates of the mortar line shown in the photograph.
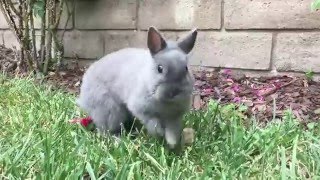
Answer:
[72,0,75,30]
[68,29,320,33]
[220,0,225,32]
[224,28,320,32]
[269,32,278,72]
[0,30,3,45]
[135,0,140,31]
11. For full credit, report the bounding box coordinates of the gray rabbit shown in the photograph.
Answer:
[76,26,197,152]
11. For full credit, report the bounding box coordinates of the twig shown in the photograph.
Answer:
[260,78,297,97]
[21,0,35,72]
[39,0,47,68]
[0,54,18,62]
[17,0,23,39]
[0,1,21,44]
[29,4,38,71]
[53,0,63,28]
[43,0,54,74]
[7,0,20,16]
[60,0,74,42]
[251,80,267,85]
[51,0,58,65]
[17,0,25,67]
[56,0,75,71]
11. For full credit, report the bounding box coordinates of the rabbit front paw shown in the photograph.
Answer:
[165,129,182,151]
[164,120,183,153]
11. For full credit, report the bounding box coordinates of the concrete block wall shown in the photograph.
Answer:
[1,0,320,75]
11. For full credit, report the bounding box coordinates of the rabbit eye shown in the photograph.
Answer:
[157,65,163,73]
[185,66,188,71]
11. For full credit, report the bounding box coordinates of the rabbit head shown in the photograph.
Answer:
[146,27,198,102]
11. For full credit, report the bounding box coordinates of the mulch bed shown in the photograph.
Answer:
[192,70,320,124]
[1,44,320,123]
[0,45,18,73]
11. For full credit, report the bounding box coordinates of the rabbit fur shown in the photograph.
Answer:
[76,26,198,151]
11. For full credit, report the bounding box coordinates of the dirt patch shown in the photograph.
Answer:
[0,44,85,94]
[0,45,18,73]
[45,67,85,95]
[192,69,320,123]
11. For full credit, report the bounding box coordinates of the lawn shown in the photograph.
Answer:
[0,74,320,179]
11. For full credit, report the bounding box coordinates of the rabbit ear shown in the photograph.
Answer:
[147,26,167,55]
[178,28,198,54]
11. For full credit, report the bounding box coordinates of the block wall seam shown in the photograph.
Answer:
[220,0,225,31]
[0,31,3,45]
[269,32,278,71]
[102,31,106,54]
[71,0,75,30]
[135,0,140,30]
[74,0,78,30]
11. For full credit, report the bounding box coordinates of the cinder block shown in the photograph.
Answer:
[225,0,320,29]
[103,31,145,54]
[187,32,272,70]
[34,1,73,29]
[75,0,136,29]
[274,33,320,73]
[103,30,180,54]
[3,30,19,49]
[138,0,221,30]
[0,31,3,44]
[0,11,9,29]
[62,30,104,59]
[3,30,43,51]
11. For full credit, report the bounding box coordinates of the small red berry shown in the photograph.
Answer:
[80,116,93,127]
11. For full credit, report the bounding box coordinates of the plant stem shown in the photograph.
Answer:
[43,0,54,74]
[39,0,47,71]
[29,0,38,72]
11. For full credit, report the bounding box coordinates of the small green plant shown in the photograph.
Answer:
[305,69,315,81]
[311,0,320,11]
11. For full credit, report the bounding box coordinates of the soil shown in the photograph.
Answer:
[0,45,18,73]
[1,45,320,123]
[192,70,320,124]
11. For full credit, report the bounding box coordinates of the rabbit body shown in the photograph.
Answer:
[77,27,198,150]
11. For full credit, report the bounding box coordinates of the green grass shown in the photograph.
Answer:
[0,74,320,179]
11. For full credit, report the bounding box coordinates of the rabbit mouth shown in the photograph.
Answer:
[159,88,187,101]
[151,82,192,102]
[166,89,182,99]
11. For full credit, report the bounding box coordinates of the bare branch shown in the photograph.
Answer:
[0,1,21,44]
[22,0,35,72]
[7,0,20,16]
[28,0,38,71]
[53,0,63,28]
[43,0,54,74]
[30,9,38,68]
[39,0,47,68]
[60,0,74,42]
[1,0,74,74]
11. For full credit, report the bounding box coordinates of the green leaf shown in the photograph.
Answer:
[289,135,299,179]
[311,0,320,11]
[33,1,45,17]
[280,147,287,180]
[85,162,97,180]
[307,122,316,130]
